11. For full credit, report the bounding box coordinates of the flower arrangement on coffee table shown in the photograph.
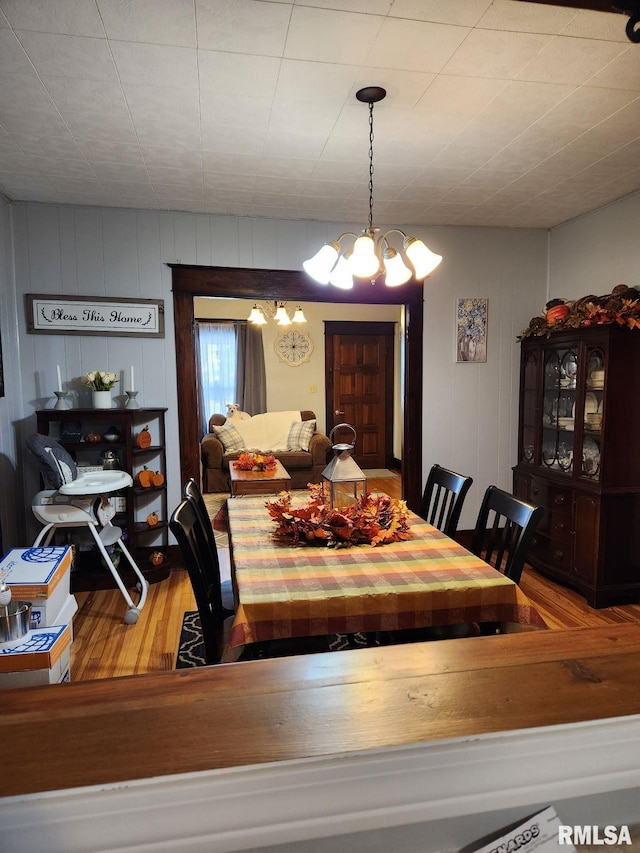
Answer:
[233,451,277,472]
[266,484,411,548]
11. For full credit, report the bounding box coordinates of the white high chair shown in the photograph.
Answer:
[27,434,148,624]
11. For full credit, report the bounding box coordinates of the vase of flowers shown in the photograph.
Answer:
[82,370,118,408]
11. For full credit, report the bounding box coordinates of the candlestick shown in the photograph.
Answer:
[125,390,139,409]
[53,390,70,410]
[56,364,62,392]
[130,365,135,392]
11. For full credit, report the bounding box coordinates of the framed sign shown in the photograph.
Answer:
[26,294,164,338]
[456,297,488,363]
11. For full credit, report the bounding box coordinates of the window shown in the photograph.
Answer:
[196,321,237,434]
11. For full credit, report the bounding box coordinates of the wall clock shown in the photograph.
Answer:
[274,329,314,366]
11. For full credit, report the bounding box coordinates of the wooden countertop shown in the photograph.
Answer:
[2,624,640,799]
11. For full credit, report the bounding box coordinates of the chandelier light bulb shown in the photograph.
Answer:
[328,254,355,290]
[292,306,307,323]
[383,247,412,287]
[404,237,443,280]
[349,234,380,278]
[274,303,291,325]
[247,304,267,324]
[302,242,340,284]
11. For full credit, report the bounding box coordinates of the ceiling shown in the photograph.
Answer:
[1,0,639,230]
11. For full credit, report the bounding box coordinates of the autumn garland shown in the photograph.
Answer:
[519,285,640,340]
[266,485,411,548]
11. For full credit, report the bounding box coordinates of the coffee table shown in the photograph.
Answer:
[229,459,291,497]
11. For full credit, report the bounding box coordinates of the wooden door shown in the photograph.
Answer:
[325,322,394,469]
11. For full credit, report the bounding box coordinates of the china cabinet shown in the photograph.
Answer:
[35,407,170,586]
[514,327,640,607]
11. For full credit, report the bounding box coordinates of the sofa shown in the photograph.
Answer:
[201,410,331,493]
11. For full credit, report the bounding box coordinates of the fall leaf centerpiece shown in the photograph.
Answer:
[233,451,277,472]
[266,484,411,548]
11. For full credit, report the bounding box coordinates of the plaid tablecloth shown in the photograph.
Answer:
[226,495,546,650]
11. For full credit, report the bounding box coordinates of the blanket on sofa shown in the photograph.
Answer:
[228,410,301,452]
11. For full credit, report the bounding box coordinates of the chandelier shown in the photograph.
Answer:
[303,86,442,290]
[247,301,306,326]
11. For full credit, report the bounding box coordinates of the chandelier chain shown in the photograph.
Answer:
[368,100,374,233]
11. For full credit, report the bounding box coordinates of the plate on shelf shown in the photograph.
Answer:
[573,393,599,418]
[582,436,600,476]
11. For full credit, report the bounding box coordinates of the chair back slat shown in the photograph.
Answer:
[471,486,543,584]
[419,464,473,537]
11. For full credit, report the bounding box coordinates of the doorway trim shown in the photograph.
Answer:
[170,264,423,510]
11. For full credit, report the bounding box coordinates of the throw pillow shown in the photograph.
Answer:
[213,423,245,454]
[287,419,316,452]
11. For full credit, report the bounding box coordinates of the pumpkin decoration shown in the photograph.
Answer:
[149,551,164,566]
[151,471,165,487]
[136,426,152,448]
[135,467,154,488]
[146,511,159,527]
[86,431,101,444]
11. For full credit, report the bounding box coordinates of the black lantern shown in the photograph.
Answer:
[321,424,367,509]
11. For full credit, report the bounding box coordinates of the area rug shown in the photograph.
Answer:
[175,611,206,668]
[175,609,378,668]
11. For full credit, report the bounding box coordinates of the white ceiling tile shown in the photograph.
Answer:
[202,151,257,174]
[198,50,281,97]
[461,169,520,190]
[146,166,202,187]
[544,86,638,124]
[253,175,306,195]
[16,31,117,80]
[257,156,316,178]
[143,147,203,170]
[389,0,492,27]
[411,166,477,188]
[90,161,149,182]
[443,30,551,80]
[0,28,35,74]
[44,76,129,115]
[1,111,71,136]
[123,83,199,124]
[276,59,359,104]
[134,119,202,149]
[204,171,255,192]
[0,7,9,26]
[365,18,468,74]
[12,131,81,158]
[99,178,156,199]
[64,110,137,142]
[201,126,266,156]
[0,0,105,36]
[480,80,576,121]
[49,174,103,192]
[285,7,383,65]
[268,99,342,135]
[295,0,392,12]
[0,151,36,172]
[30,156,96,178]
[0,71,56,113]
[302,178,358,199]
[97,0,196,46]
[587,47,640,91]
[477,0,577,34]
[261,130,327,159]
[153,183,203,199]
[310,159,367,182]
[416,75,508,115]
[78,139,144,164]
[517,36,626,86]
[560,9,630,42]
[110,41,197,88]
[430,142,499,170]
[0,171,55,191]
[196,0,291,56]
[200,93,271,131]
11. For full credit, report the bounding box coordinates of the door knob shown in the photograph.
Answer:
[335,410,344,416]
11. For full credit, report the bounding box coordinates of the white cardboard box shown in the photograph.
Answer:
[1,547,72,626]
[0,624,72,689]
[30,593,78,637]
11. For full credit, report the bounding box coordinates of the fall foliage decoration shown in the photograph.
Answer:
[266,485,411,548]
[233,452,277,472]
[520,285,640,340]
[136,426,152,448]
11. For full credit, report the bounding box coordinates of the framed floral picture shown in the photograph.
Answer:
[456,298,488,363]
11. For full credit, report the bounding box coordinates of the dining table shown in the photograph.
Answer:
[224,493,547,660]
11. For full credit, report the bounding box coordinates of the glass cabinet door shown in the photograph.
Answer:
[520,350,538,463]
[580,347,604,480]
[541,347,578,475]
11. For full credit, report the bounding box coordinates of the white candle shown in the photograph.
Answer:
[56,364,62,392]
[130,365,135,392]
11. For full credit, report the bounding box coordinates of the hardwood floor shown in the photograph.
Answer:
[69,473,640,681]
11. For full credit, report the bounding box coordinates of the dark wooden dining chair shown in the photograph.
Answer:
[170,498,233,664]
[471,485,543,636]
[183,477,234,613]
[418,464,473,538]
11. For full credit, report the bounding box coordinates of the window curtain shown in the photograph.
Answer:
[236,321,266,415]
[196,321,237,436]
